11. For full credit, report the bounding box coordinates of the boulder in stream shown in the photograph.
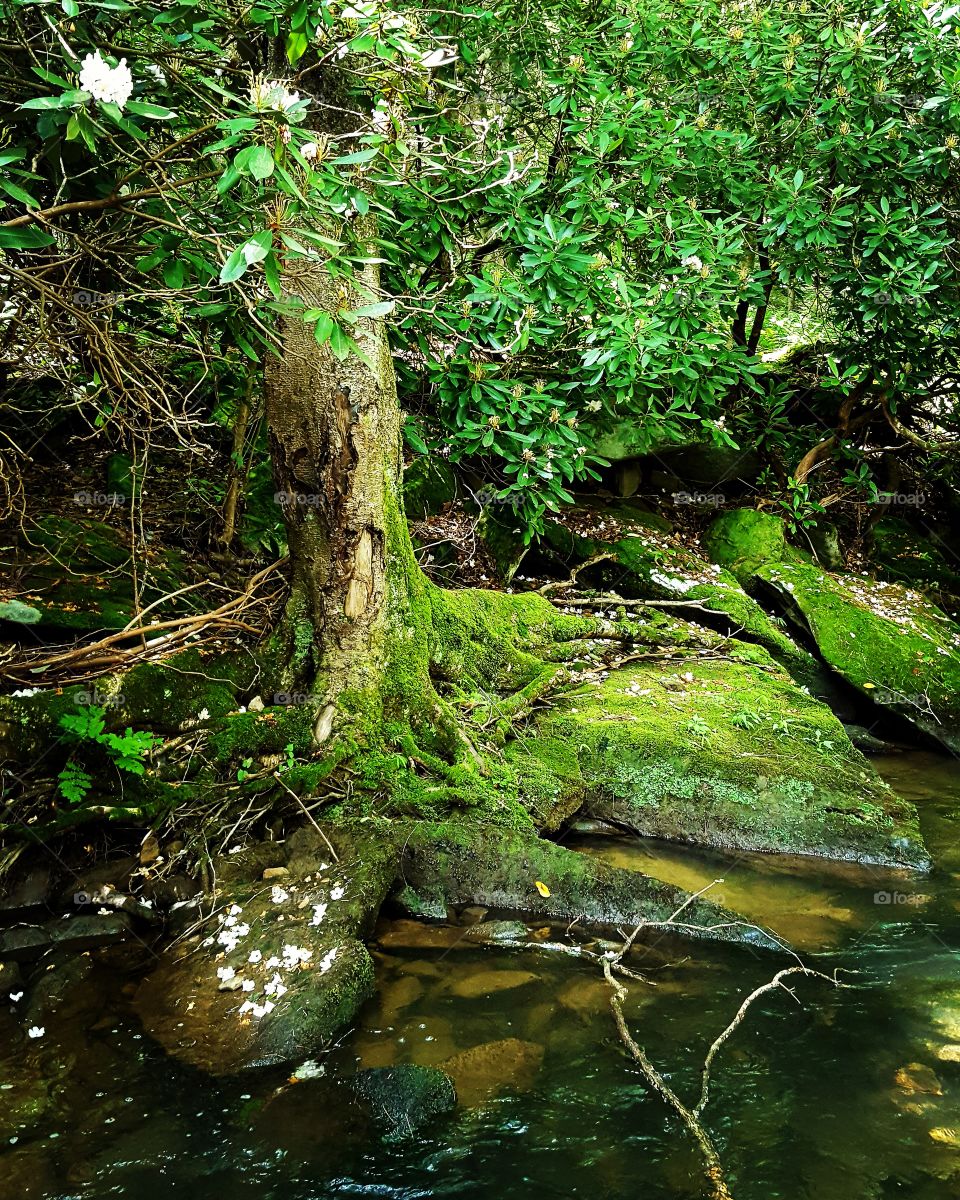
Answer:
[351,1064,456,1135]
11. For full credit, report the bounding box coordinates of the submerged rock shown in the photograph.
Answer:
[895,1062,943,1095]
[447,967,539,998]
[461,919,529,944]
[351,1064,456,1135]
[442,1037,544,1106]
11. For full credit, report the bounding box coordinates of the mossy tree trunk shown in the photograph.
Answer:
[264,254,430,745]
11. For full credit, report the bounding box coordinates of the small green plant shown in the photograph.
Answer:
[730,710,763,731]
[775,480,826,533]
[236,756,254,782]
[57,706,157,805]
[282,742,296,773]
[684,716,711,741]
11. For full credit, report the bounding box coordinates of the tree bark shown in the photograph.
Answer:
[264,254,420,743]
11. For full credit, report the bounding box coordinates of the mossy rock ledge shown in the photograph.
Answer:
[541,507,822,690]
[756,560,960,756]
[509,653,927,870]
[134,822,777,1074]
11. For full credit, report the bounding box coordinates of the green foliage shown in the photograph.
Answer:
[387,0,960,527]
[2,0,960,534]
[57,706,157,804]
[773,479,827,532]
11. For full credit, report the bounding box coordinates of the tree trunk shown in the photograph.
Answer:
[264,255,425,744]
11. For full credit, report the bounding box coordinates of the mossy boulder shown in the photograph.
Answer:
[702,508,803,586]
[511,653,926,868]
[755,560,960,754]
[6,515,188,636]
[351,1064,456,1136]
[399,822,782,947]
[135,827,397,1074]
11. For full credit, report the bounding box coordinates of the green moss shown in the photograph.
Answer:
[758,560,960,754]
[403,456,458,520]
[541,509,818,686]
[509,653,927,867]
[703,508,803,585]
[870,517,960,603]
[14,515,189,634]
[399,819,779,947]
[476,510,528,583]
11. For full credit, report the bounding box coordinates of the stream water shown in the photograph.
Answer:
[4,752,960,1199]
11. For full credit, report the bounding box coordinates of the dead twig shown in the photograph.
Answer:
[600,883,843,1199]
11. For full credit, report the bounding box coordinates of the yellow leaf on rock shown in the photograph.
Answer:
[534,881,551,897]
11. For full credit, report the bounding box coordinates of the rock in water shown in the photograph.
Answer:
[448,967,539,999]
[351,1064,456,1135]
[895,1062,943,1095]
[442,1038,544,1107]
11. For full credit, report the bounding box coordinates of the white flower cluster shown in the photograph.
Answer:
[681,254,704,272]
[79,51,134,110]
[249,78,303,114]
[282,943,312,968]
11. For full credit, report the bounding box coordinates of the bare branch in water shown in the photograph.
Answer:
[600,880,844,1200]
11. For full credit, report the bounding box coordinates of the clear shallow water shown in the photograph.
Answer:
[5,752,960,1199]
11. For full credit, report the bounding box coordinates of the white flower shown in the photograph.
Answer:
[282,944,311,967]
[241,980,255,992]
[12,688,39,698]
[144,63,167,86]
[9,992,23,1003]
[228,904,243,916]
[291,1059,324,1081]
[420,48,458,69]
[271,886,289,904]
[265,956,281,970]
[300,141,318,161]
[319,947,338,974]
[681,254,703,272]
[249,78,303,114]
[264,973,287,998]
[79,51,134,110]
[247,950,262,964]
[251,1000,275,1019]
[27,1026,44,1039]
[585,399,602,412]
[197,708,210,721]
[216,966,235,983]
[310,903,327,926]
[330,885,345,901]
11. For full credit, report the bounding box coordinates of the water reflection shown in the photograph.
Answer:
[5,752,960,1197]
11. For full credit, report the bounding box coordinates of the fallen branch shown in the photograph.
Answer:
[0,557,287,686]
[600,883,843,1199]
[538,552,617,595]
